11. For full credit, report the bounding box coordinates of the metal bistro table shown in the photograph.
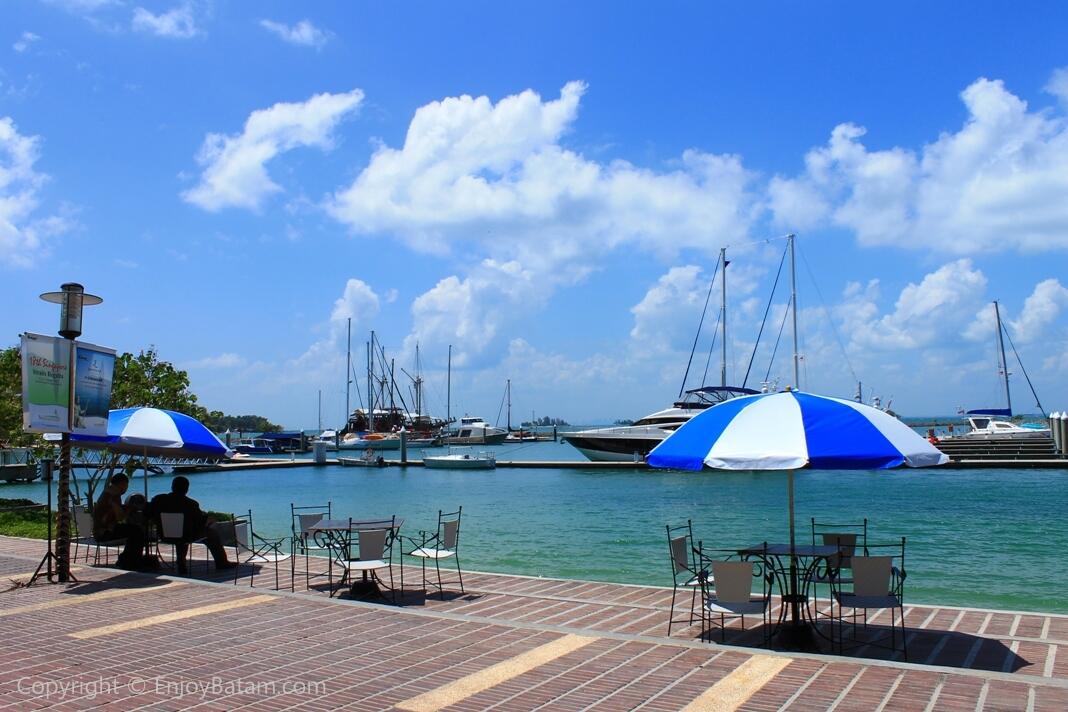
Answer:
[740,542,839,650]
[308,518,404,597]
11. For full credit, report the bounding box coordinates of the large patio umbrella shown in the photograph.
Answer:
[647,390,947,646]
[70,407,231,496]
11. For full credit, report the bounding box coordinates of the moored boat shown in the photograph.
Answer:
[443,417,508,445]
[423,447,496,469]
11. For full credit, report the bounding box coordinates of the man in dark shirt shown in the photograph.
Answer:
[92,473,147,570]
[148,476,236,575]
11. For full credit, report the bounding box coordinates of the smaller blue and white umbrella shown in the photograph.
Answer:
[647,391,948,471]
[70,407,231,497]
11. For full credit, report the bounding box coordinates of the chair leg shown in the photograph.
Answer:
[435,557,444,600]
[454,554,464,594]
[667,586,678,636]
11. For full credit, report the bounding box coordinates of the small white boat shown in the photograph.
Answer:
[338,433,403,450]
[422,447,496,470]
[339,451,386,467]
[958,416,1050,440]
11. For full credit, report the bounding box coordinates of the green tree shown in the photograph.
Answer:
[0,346,38,448]
[111,347,209,421]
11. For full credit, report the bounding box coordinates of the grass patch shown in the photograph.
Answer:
[0,498,53,539]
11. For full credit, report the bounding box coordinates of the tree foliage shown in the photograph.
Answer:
[110,347,209,421]
[0,347,36,447]
[204,412,282,434]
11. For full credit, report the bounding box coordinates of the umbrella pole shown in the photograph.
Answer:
[788,469,799,627]
[143,446,149,499]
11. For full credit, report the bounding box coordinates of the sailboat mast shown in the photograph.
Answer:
[345,317,351,425]
[507,379,512,432]
[318,389,322,432]
[994,300,1012,415]
[367,334,374,432]
[789,234,800,389]
[446,344,452,425]
[720,247,728,387]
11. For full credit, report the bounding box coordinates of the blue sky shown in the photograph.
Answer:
[3,1,1068,428]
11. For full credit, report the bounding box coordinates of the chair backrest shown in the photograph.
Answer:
[291,502,331,538]
[851,556,892,596]
[440,508,461,550]
[711,561,754,603]
[821,532,858,568]
[359,529,388,560]
[73,508,93,538]
[160,512,184,540]
[666,520,695,580]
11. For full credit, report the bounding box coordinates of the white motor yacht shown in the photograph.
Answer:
[561,386,757,462]
[958,416,1050,440]
[443,417,508,445]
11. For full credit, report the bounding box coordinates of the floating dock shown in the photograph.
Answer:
[174,458,650,473]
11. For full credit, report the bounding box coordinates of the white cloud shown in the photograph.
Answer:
[1046,67,1068,106]
[13,32,41,53]
[330,278,380,323]
[330,82,758,364]
[187,353,247,369]
[289,278,381,381]
[630,266,710,356]
[0,117,72,268]
[1011,279,1068,343]
[259,19,329,48]
[771,72,1068,253]
[132,3,200,39]
[183,89,363,211]
[843,259,988,350]
[42,0,117,13]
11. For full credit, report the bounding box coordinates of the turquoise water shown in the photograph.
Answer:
[5,441,1067,614]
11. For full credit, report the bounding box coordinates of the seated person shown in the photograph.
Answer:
[124,493,149,529]
[148,476,236,575]
[92,473,147,570]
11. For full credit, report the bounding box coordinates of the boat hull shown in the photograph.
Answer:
[561,426,671,462]
[443,433,507,445]
[423,456,496,469]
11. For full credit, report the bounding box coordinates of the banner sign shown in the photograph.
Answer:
[71,341,116,437]
[21,332,72,433]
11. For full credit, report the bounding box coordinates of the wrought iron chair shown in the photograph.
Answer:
[830,537,907,659]
[695,542,773,646]
[665,520,705,635]
[233,510,291,590]
[72,505,124,565]
[290,502,332,592]
[334,516,399,603]
[404,508,464,600]
[809,518,868,623]
[157,511,210,574]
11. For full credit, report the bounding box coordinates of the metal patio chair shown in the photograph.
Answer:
[665,520,705,635]
[156,511,211,575]
[290,502,332,592]
[810,518,868,625]
[696,542,773,646]
[335,516,400,603]
[72,505,124,565]
[404,508,464,600]
[234,510,291,590]
[830,537,907,659]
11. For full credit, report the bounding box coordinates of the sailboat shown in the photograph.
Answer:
[959,301,1049,439]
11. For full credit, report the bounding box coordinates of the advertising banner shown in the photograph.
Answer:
[21,332,72,433]
[72,341,116,437]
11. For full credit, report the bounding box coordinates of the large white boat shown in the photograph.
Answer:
[423,447,496,470]
[443,417,508,445]
[959,416,1050,440]
[561,386,757,462]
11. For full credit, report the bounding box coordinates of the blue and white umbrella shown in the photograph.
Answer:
[647,391,948,471]
[72,407,230,459]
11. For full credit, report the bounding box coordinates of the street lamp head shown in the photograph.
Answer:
[39,282,103,340]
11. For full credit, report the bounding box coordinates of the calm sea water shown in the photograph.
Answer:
[6,440,1067,614]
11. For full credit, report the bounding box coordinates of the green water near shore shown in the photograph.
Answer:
[6,441,1066,613]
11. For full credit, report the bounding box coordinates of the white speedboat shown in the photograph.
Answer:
[423,447,496,470]
[338,433,403,450]
[561,386,757,462]
[442,417,508,445]
[958,416,1050,440]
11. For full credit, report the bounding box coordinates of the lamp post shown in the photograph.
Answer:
[39,283,102,583]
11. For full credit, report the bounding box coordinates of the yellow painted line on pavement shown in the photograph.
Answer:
[682,654,792,712]
[396,634,599,712]
[68,594,275,639]
[0,581,184,618]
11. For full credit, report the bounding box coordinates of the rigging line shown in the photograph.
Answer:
[765,296,792,384]
[798,242,858,384]
[1001,323,1046,416]
[699,309,722,387]
[494,384,508,428]
[679,256,722,398]
[742,243,788,388]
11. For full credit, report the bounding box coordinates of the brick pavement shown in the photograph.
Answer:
[1,535,1065,710]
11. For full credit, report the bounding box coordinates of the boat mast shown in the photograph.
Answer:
[789,234,800,389]
[446,344,452,426]
[720,247,728,387]
[318,389,322,432]
[507,379,512,432]
[345,317,351,425]
[994,300,1012,415]
[367,334,374,433]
